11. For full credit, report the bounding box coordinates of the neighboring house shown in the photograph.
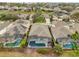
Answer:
[0,6,5,10]
[53,7,68,14]
[53,7,61,12]
[0,21,11,34]
[28,23,52,48]
[51,21,68,27]
[59,14,70,21]
[0,19,30,48]
[8,6,19,11]
[0,5,32,11]
[52,15,59,21]
[18,7,32,11]
[51,21,73,49]
[40,7,53,12]
[17,14,29,20]
[0,6,10,10]
[18,7,26,11]
[68,23,79,33]
[29,14,34,24]
[68,22,79,47]
[4,6,10,10]
[43,14,50,24]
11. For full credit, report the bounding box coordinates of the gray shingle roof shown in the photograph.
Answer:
[68,23,79,33]
[52,21,68,27]
[0,21,11,31]
[7,19,30,35]
[51,21,72,39]
[0,19,30,43]
[29,23,51,38]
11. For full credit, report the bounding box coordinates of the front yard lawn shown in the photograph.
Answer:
[36,48,52,55]
[61,50,79,57]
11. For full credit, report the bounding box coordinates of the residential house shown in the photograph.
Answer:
[43,14,50,24]
[66,22,79,48]
[66,22,79,33]
[8,6,19,11]
[4,6,10,10]
[28,23,52,48]
[18,7,32,11]
[17,14,29,20]
[29,14,34,24]
[59,14,70,21]
[0,21,11,35]
[0,19,30,48]
[51,21,73,49]
[40,7,53,12]
[0,6,5,10]
[53,7,61,12]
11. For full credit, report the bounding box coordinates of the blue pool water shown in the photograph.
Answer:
[63,44,72,49]
[29,41,45,47]
[5,38,22,47]
[14,38,22,46]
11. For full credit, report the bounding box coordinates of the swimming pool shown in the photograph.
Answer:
[29,41,45,47]
[63,43,73,49]
[5,38,22,47]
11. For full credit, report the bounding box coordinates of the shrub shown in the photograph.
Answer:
[0,43,4,48]
[71,31,79,54]
[19,38,28,48]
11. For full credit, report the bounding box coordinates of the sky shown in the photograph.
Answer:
[0,0,79,3]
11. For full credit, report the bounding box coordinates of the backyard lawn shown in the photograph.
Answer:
[33,15,46,23]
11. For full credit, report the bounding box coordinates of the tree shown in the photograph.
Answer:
[71,31,79,55]
[71,31,79,41]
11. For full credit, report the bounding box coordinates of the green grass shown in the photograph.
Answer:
[0,13,19,21]
[0,10,51,15]
[33,15,46,23]
[0,10,34,14]
[61,50,79,57]
[36,48,51,55]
